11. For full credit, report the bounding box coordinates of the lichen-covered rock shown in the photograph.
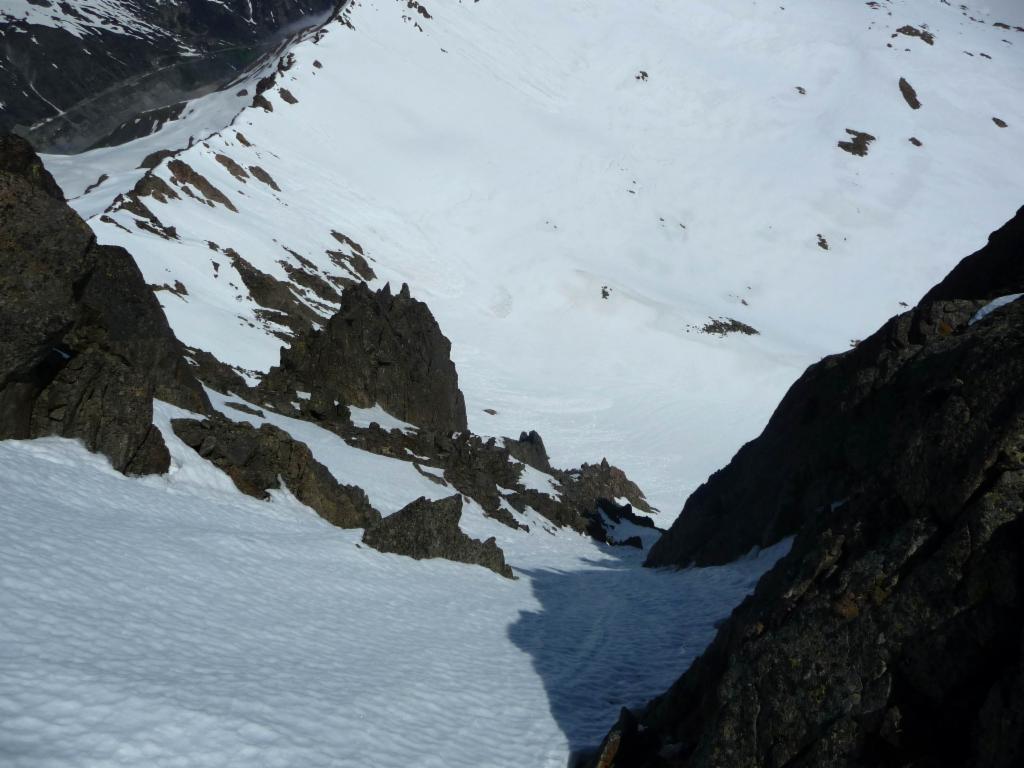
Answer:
[362,495,515,579]
[648,206,1024,569]
[592,207,1024,768]
[0,135,208,475]
[261,281,468,433]
[172,415,380,529]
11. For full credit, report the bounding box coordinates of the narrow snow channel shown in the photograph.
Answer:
[0,413,789,767]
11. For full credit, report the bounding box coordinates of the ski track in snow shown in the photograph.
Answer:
[0,418,788,767]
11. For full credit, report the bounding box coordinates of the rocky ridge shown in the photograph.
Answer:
[0,136,660,578]
[173,415,380,529]
[589,207,1024,767]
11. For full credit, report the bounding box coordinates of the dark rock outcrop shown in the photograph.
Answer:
[921,207,1024,303]
[585,497,658,548]
[173,415,380,529]
[592,208,1024,767]
[261,281,468,434]
[333,414,655,537]
[362,495,515,578]
[506,429,553,472]
[648,205,1024,569]
[0,135,208,475]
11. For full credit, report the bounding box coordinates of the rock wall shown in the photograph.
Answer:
[647,206,1024,569]
[0,135,208,475]
[590,207,1024,768]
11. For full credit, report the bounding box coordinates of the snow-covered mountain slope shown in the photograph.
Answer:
[0,403,788,767]
[4,1,1023,764]
[0,0,336,147]
[48,0,1024,517]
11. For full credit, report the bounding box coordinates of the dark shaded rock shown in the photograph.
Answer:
[648,205,1024,569]
[592,207,1024,768]
[922,205,1024,303]
[587,708,644,768]
[0,134,63,199]
[506,429,552,471]
[898,76,921,109]
[0,135,208,475]
[504,457,656,535]
[896,24,935,45]
[183,346,256,398]
[302,400,652,539]
[249,165,282,191]
[596,497,656,529]
[261,281,468,433]
[173,415,379,529]
[584,498,657,548]
[838,129,876,156]
[167,159,237,212]
[362,495,514,578]
[93,103,186,149]
[224,247,319,337]
[701,317,759,336]
[138,149,176,170]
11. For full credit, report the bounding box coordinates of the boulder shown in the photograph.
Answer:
[0,135,208,475]
[261,281,468,434]
[172,415,380,529]
[362,495,515,579]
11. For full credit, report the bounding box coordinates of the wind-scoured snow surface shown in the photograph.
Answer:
[0,412,788,767]
[49,0,1024,514]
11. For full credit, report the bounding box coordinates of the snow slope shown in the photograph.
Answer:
[0,418,788,767]
[49,0,1024,517]
[5,2,1022,764]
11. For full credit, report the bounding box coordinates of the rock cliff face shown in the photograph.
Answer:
[647,207,1024,569]
[590,207,1024,768]
[262,281,469,435]
[0,135,208,475]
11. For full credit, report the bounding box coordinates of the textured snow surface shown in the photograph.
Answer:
[52,0,1024,518]
[0,424,788,767]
